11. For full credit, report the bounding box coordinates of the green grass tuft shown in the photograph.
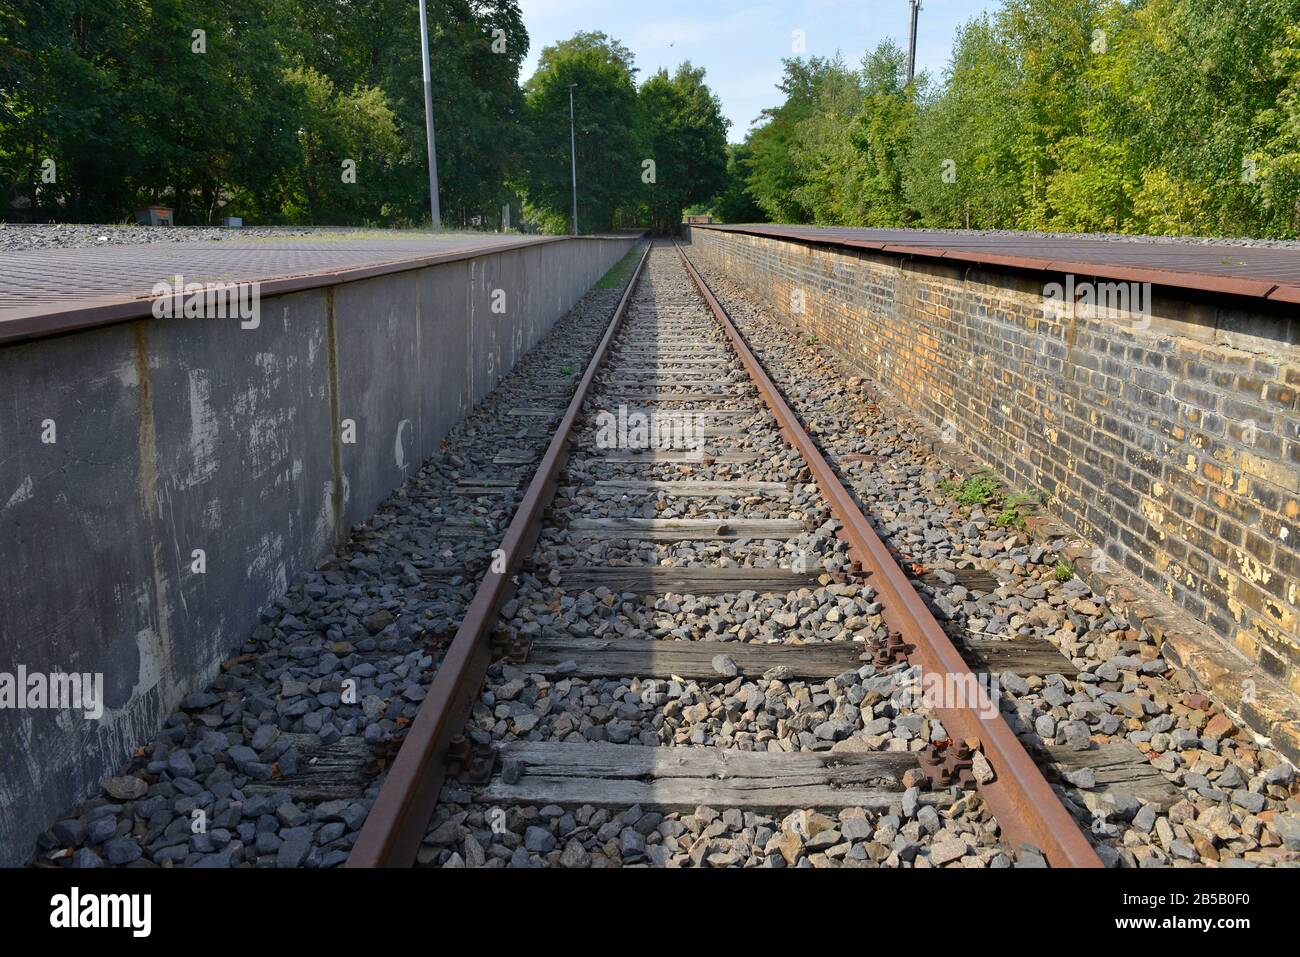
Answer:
[941,471,1039,530]
[594,244,644,290]
[939,470,1002,506]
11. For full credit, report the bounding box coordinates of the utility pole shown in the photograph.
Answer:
[418,0,441,231]
[907,0,921,85]
[569,84,579,236]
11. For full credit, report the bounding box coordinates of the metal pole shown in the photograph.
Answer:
[907,0,921,85]
[418,0,441,231]
[569,84,579,236]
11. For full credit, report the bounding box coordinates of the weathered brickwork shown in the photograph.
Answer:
[687,226,1300,700]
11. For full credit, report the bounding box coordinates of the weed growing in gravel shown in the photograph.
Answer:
[560,365,575,375]
[1053,559,1076,582]
[994,505,1023,528]
[939,470,1001,506]
[994,493,1038,529]
[941,471,1038,529]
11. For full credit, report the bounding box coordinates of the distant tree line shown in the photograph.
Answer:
[1,8,729,232]
[1,0,530,226]
[520,32,729,234]
[715,0,1300,238]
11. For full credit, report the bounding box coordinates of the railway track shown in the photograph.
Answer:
[26,239,1298,871]
[349,241,1105,868]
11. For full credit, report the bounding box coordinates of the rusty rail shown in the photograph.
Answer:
[673,241,1103,868]
[345,242,652,867]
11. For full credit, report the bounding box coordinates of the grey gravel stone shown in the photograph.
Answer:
[86,816,118,844]
[1275,815,1300,851]
[276,803,308,827]
[52,819,86,847]
[103,838,142,866]
[102,776,148,801]
[1231,789,1266,814]
[524,826,556,853]
[901,787,920,819]
[1063,767,1097,789]
[72,848,105,868]
[1264,763,1295,786]
[276,828,312,868]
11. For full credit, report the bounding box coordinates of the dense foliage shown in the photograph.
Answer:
[718,0,1300,238]
[519,31,642,234]
[12,0,1289,236]
[1,8,729,232]
[1,0,532,225]
[520,32,729,233]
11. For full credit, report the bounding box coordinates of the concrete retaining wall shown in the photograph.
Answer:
[0,235,635,864]
[685,225,1300,731]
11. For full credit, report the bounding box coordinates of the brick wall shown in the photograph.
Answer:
[687,226,1300,698]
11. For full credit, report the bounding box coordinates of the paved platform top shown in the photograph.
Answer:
[696,224,1300,306]
[0,232,572,345]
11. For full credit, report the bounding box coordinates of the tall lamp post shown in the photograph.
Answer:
[569,84,579,236]
[906,0,921,84]
[418,0,441,231]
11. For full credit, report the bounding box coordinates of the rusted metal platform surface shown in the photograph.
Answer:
[695,224,1300,304]
[0,233,565,344]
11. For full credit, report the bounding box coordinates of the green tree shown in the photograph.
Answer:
[787,58,865,224]
[3,0,147,220]
[845,41,919,226]
[1,0,529,226]
[279,0,529,226]
[1116,0,1300,236]
[745,56,855,223]
[711,142,766,224]
[275,65,404,224]
[1258,22,1300,234]
[638,62,729,233]
[521,31,643,233]
[131,0,296,224]
[905,15,1026,228]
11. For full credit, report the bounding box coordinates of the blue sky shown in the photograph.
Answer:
[517,0,1003,142]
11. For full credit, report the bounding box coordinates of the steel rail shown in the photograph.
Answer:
[673,241,1103,868]
[346,242,652,867]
